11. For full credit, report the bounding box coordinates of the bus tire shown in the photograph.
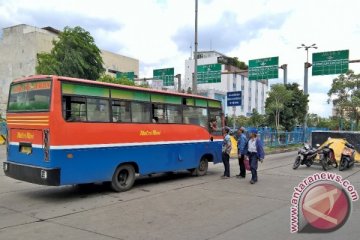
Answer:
[193,157,209,176]
[111,164,136,192]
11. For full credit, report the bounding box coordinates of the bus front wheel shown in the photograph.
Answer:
[192,157,209,176]
[111,164,136,192]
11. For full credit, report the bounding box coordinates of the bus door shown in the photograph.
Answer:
[209,108,223,164]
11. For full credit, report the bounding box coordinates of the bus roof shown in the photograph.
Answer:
[12,75,220,102]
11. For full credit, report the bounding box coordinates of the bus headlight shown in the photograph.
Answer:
[40,170,47,179]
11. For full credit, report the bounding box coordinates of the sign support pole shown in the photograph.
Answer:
[193,0,198,94]
[233,107,236,130]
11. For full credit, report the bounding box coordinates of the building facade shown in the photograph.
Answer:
[184,51,268,116]
[0,24,139,116]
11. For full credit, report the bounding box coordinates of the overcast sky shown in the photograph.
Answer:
[1,0,360,117]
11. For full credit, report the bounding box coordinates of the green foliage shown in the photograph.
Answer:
[229,57,248,70]
[248,109,265,127]
[265,84,292,131]
[36,26,104,80]
[328,70,360,128]
[218,57,248,70]
[265,83,308,131]
[98,74,149,88]
[281,83,309,131]
[98,74,135,86]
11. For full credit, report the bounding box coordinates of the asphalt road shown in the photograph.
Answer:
[0,146,359,240]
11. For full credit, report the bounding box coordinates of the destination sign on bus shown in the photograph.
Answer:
[11,81,51,94]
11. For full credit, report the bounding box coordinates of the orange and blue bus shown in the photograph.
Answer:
[3,75,224,191]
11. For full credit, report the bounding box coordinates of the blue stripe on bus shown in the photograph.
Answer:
[8,141,222,185]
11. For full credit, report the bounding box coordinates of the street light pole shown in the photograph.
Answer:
[193,0,198,94]
[297,43,317,142]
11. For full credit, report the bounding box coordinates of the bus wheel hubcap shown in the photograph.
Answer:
[118,170,129,185]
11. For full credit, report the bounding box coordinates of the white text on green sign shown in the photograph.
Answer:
[153,68,175,86]
[312,50,349,76]
[248,57,279,81]
[197,63,221,84]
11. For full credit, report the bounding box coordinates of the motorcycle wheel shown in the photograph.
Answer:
[293,156,301,169]
[339,159,346,171]
[331,159,338,168]
[306,159,313,167]
[321,157,329,171]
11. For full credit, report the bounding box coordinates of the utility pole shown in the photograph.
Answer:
[297,43,317,142]
[193,0,198,94]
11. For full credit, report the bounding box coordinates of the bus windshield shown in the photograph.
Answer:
[8,80,51,112]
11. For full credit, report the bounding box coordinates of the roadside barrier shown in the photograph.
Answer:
[0,134,5,145]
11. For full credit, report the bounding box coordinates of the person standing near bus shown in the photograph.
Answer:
[221,127,232,179]
[236,127,247,178]
[246,130,265,184]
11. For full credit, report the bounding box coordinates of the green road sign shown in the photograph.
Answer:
[197,63,221,84]
[116,72,135,81]
[312,50,349,76]
[248,57,279,80]
[153,68,174,86]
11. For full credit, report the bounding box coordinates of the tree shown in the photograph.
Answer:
[98,74,149,88]
[98,74,135,86]
[36,26,104,80]
[265,84,292,131]
[281,83,309,131]
[218,57,248,70]
[187,87,192,94]
[328,70,360,128]
[248,109,265,127]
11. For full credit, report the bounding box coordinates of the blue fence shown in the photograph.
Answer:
[231,127,329,147]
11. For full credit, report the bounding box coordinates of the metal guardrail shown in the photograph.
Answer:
[231,127,329,148]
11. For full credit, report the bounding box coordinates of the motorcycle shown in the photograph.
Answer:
[319,142,338,171]
[339,142,355,171]
[293,143,318,169]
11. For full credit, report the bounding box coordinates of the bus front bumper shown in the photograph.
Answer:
[3,162,60,186]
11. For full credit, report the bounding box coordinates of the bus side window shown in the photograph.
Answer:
[112,100,131,122]
[166,105,182,123]
[131,102,151,123]
[183,106,207,127]
[62,96,86,121]
[87,98,110,122]
[209,109,222,135]
[152,104,166,123]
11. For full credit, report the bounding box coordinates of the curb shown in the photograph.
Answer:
[266,148,298,155]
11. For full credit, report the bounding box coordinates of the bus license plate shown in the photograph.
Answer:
[20,146,32,154]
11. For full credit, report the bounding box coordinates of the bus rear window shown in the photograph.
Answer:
[8,80,51,112]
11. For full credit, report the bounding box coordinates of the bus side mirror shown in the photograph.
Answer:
[210,136,213,142]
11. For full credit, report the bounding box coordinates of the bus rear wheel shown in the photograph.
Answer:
[111,164,136,192]
[192,157,209,176]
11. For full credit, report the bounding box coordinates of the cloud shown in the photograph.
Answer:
[172,11,289,53]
